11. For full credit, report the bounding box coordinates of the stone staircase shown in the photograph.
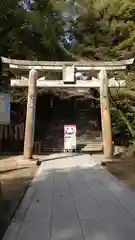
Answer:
[34,106,102,154]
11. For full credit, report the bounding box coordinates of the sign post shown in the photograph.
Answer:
[0,93,10,125]
[64,125,76,152]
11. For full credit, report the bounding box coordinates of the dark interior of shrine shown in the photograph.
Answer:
[1,89,101,154]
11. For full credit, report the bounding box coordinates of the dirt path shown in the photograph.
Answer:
[0,156,38,240]
[104,156,135,190]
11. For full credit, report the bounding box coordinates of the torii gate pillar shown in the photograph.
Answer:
[23,69,37,159]
[99,68,113,158]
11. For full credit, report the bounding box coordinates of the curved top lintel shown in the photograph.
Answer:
[1,57,134,67]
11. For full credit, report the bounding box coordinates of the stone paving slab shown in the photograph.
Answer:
[51,171,83,240]
[2,153,135,240]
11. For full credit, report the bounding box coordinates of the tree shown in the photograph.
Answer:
[69,0,135,60]
[0,0,71,60]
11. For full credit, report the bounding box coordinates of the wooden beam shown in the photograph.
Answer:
[99,68,113,158]
[92,77,126,87]
[9,64,62,71]
[10,78,126,88]
[23,69,37,159]
[9,64,126,71]
[1,56,134,66]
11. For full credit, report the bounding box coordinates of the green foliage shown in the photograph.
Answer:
[69,0,135,60]
[111,101,135,147]
[0,0,70,60]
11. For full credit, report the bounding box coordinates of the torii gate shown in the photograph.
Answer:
[1,57,134,159]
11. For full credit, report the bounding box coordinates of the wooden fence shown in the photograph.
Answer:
[0,123,42,154]
[0,123,25,140]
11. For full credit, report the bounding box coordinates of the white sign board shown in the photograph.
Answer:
[0,93,10,124]
[64,125,76,151]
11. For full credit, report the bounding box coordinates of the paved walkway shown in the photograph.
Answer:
[3,153,135,240]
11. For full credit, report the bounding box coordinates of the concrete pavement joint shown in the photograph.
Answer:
[68,173,85,240]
